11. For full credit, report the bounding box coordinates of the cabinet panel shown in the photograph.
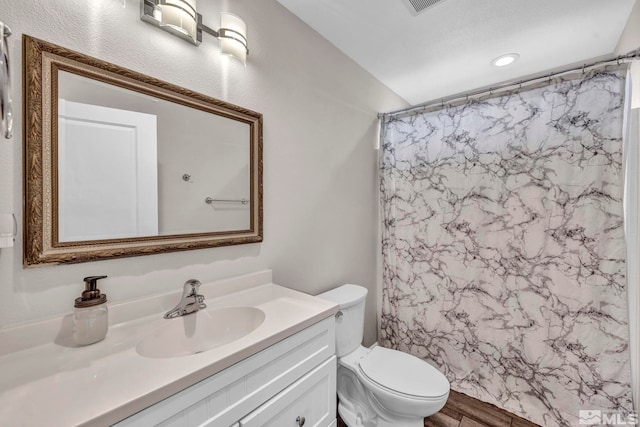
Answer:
[240,356,337,427]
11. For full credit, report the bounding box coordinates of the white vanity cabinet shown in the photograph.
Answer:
[239,357,336,427]
[114,316,336,427]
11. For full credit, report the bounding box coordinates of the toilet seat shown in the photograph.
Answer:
[358,346,449,399]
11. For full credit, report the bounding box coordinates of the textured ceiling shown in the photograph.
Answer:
[276,0,637,106]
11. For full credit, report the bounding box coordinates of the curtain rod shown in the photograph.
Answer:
[379,48,640,119]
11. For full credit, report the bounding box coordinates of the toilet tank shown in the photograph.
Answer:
[318,284,368,357]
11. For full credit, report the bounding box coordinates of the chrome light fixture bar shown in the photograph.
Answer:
[140,0,249,64]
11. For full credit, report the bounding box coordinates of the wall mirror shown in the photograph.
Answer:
[23,35,262,266]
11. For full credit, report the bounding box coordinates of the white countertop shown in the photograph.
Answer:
[0,272,338,426]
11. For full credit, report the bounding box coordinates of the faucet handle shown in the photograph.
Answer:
[182,279,202,298]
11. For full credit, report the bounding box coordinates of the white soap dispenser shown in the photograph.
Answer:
[73,275,108,346]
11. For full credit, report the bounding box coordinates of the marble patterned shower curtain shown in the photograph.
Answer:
[380,66,633,426]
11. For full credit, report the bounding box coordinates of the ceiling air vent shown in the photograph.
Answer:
[402,0,449,16]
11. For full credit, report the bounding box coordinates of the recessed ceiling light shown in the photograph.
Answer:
[491,53,520,67]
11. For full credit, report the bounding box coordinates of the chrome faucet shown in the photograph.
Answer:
[164,279,207,319]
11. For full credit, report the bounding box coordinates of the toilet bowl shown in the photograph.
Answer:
[319,284,450,427]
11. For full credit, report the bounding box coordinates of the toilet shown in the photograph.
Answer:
[319,284,450,427]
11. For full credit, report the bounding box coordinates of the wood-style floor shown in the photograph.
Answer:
[337,390,540,427]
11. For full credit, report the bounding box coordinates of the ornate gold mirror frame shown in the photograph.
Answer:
[23,35,263,266]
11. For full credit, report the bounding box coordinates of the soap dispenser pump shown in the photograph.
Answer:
[73,275,108,346]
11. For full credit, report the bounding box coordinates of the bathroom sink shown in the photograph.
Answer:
[136,307,265,359]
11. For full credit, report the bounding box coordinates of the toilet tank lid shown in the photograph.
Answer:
[317,284,368,309]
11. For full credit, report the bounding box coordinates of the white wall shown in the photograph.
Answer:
[616,0,640,55]
[158,108,250,234]
[618,1,640,407]
[0,0,407,346]
[627,107,640,409]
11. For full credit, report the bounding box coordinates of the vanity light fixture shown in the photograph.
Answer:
[140,0,249,65]
[490,53,520,67]
[159,0,199,43]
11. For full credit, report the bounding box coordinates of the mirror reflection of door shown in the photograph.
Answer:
[58,99,159,242]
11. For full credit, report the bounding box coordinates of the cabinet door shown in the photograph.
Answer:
[240,356,337,427]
